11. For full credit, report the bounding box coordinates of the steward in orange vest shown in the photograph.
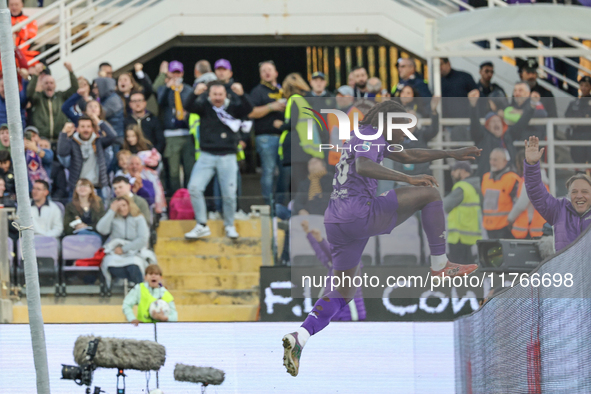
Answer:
[509,177,549,239]
[481,162,520,239]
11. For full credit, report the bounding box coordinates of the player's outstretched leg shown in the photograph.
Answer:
[283,266,358,377]
[395,187,478,278]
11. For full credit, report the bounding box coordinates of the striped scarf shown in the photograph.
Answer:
[308,168,327,201]
[172,84,185,121]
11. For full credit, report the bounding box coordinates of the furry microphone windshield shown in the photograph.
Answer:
[74,335,166,371]
[174,364,225,386]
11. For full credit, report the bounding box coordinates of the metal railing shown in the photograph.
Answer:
[396,0,591,94]
[13,0,161,66]
[417,117,591,196]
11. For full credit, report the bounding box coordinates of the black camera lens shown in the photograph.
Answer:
[61,364,82,381]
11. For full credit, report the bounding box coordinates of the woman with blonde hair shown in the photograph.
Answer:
[63,178,105,237]
[275,73,325,197]
[96,195,155,290]
[123,124,153,154]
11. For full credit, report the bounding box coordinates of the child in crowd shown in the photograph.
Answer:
[0,124,10,151]
[122,264,178,326]
[115,149,132,177]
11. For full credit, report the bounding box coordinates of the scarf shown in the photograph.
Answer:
[73,132,97,159]
[172,84,185,121]
[212,103,252,133]
[308,168,327,200]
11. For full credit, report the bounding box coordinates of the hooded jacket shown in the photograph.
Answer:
[524,161,591,252]
[57,122,117,191]
[27,72,79,142]
[96,77,124,137]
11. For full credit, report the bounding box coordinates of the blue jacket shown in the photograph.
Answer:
[0,79,28,127]
[158,84,192,131]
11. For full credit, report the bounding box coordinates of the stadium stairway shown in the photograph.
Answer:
[12,218,271,323]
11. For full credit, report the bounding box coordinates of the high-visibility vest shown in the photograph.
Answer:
[511,178,549,239]
[481,170,521,231]
[278,94,324,161]
[326,105,366,166]
[137,283,174,323]
[447,180,483,245]
[189,113,245,162]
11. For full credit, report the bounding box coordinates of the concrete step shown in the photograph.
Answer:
[173,289,259,305]
[154,237,261,256]
[164,273,259,291]
[12,303,258,323]
[158,219,262,239]
[158,255,262,274]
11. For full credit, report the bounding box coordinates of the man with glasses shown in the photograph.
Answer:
[391,57,431,99]
[248,60,287,204]
[125,91,165,153]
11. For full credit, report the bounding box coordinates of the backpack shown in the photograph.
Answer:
[169,188,195,220]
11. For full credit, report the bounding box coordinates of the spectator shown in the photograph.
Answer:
[214,58,235,89]
[306,71,334,109]
[117,63,153,115]
[392,58,431,99]
[96,196,153,289]
[476,61,507,115]
[301,220,365,322]
[9,0,38,65]
[184,81,252,239]
[481,148,521,239]
[468,89,536,178]
[347,71,355,88]
[123,124,153,154]
[293,157,333,215]
[127,155,155,206]
[0,177,15,206]
[0,124,9,151]
[30,180,63,238]
[122,264,178,325]
[132,150,167,214]
[24,125,51,184]
[444,161,482,265]
[391,96,441,177]
[518,58,557,118]
[277,73,325,195]
[440,58,478,141]
[98,62,113,79]
[193,60,217,85]
[124,91,164,153]
[248,60,287,204]
[504,82,547,140]
[0,151,15,196]
[27,62,79,143]
[157,60,194,194]
[393,85,429,117]
[0,76,27,127]
[115,149,132,176]
[565,75,591,164]
[37,136,53,176]
[351,66,369,98]
[112,176,150,225]
[63,178,105,237]
[524,136,591,252]
[57,117,116,195]
[95,76,124,138]
[50,157,68,204]
[508,150,549,239]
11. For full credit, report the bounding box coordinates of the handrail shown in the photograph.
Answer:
[11,0,160,66]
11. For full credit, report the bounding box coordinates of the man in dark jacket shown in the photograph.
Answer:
[124,91,165,153]
[391,58,432,99]
[57,116,116,193]
[157,60,194,193]
[293,157,333,215]
[519,58,557,118]
[95,76,124,138]
[468,89,536,179]
[183,81,253,240]
[565,75,591,164]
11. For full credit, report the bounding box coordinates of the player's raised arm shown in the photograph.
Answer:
[385,146,482,164]
[356,157,438,186]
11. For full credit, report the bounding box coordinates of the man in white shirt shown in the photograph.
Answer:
[31,180,63,238]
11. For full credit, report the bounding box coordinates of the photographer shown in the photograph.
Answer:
[524,136,591,252]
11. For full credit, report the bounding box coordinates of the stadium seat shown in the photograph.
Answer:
[378,215,422,265]
[16,235,60,294]
[61,235,104,297]
[53,201,65,217]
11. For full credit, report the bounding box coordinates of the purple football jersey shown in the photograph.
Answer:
[324,125,387,224]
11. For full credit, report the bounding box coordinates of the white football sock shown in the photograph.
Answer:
[430,254,448,271]
[296,327,311,347]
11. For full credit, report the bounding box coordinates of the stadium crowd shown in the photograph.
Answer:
[1,0,591,291]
